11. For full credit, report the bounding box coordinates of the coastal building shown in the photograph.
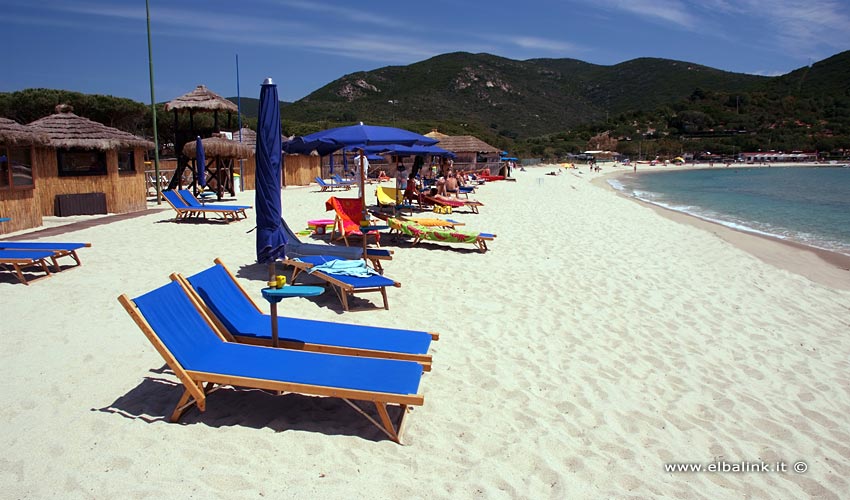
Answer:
[424,130,501,173]
[0,118,50,233]
[26,105,153,219]
[741,151,818,163]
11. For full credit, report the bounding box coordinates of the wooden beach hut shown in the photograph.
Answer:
[182,134,253,199]
[25,105,153,219]
[0,118,50,234]
[164,85,238,191]
[424,130,501,173]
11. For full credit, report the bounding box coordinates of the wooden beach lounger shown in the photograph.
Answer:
[0,241,90,272]
[281,255,401,311]
[280,217,392,274]
[162,190,243,223]
[119,280,425,443]
[388,217,495,253]
[422,194,484,214]
[0,249,54,284]
[177,189,251,219]
[172,258,436,369]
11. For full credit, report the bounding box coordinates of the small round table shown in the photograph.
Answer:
[307,218,335,236]
[261,285,325,347]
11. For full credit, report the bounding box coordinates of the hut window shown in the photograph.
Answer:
[57,149,107,177]
[117,149,135,172]
[0,147,35,190]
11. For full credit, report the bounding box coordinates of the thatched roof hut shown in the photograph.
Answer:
[0,117,50,146]
[164,85,238,113]
[28,104,154,150]
[182,135,253,159]
[429,135,500,154]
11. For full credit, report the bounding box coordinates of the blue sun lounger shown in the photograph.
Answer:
[281,217,393,273]
[162,190,244,223]
[315,177,350,192]
[281,255,401,311]
[119,281,425,443]
[0,249,54,284]
[0,241,90,271]
[177,189,251,218]
[173,259,436,368]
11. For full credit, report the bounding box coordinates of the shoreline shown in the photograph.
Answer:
[590,165,850,291]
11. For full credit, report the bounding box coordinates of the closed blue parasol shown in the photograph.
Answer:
[255,78,286,269]
[196,136,206,187]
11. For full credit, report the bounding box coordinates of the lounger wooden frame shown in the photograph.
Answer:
[388,218,495,253]
[162,190,243,223]
[0,254,52,284]
[118,292,423,443]
[171,258,436,369]
[281,258,400,311]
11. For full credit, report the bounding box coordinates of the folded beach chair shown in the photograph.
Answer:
[325,196,384,246]
[280,217,392,274]
[281,255,401,311]
[173,258,436,368]
[388,217,495,253]
[0,241,90,271]
[162,190,243,223]
[422,194,484,214]
[177,189,251,219]
[118,280,425,443]
[0,249,54,284]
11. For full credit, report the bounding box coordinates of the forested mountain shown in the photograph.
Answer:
[2,50,848,160]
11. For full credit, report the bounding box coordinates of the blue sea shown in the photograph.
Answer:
[609,166,850,256]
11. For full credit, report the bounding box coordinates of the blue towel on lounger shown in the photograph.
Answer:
[299,258,378,278]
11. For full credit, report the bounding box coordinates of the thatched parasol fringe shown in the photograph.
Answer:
[164,85,238,113]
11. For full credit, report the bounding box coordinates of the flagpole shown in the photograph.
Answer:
[236,53,244,191]
[145,0,161,204]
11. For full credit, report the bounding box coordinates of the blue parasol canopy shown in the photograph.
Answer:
[254,78,287,265]
[196,136,206,187]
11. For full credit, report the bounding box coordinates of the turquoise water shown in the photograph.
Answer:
[609,166,850,256]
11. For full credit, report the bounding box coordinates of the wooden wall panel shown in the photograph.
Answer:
[33,147,147,216]
[283,154,320,187]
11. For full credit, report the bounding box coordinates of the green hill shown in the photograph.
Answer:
[277,52,768,139]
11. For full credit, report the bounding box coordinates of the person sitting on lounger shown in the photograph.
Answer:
[445,170,460,197]
[436,174,447,196]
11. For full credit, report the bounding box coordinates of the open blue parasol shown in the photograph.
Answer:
[254,78,287,273]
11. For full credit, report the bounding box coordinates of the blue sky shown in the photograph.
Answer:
[3,0,849,104]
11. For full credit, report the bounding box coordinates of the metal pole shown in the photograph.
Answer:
[145,0,161,204]
[236,53,244,191]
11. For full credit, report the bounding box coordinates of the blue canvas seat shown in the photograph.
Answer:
[174,259,436,368]
[118,280,425,443]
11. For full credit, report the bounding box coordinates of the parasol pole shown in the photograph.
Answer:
[236,53,244,191]
[145,0,161,205]
[360,148,368,264]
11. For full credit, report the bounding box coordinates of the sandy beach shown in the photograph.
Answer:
[2,165,849,498]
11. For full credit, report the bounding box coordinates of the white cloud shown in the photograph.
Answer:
[585,0,697,28]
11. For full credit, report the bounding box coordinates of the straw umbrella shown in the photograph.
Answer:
[182,135,253,199]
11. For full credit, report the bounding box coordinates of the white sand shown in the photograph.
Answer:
[2,166,849,498]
